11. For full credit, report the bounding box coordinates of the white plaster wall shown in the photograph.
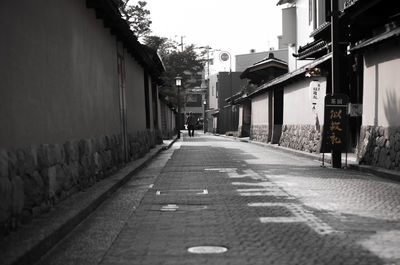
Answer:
[283,77,326,125]
[238,106,244,128]
[363,44,400,127]
[251,94,269,125]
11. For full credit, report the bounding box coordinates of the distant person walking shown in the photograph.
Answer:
[186,112,196,137]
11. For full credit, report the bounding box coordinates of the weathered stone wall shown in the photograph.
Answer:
[0,130,160,236]
[250,125,269,143]
[279,124,321,153]
[358,126,400,171]
[162,130,176,140]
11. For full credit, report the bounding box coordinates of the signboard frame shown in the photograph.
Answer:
[320,94,349,153]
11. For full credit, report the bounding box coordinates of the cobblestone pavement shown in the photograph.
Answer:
[37,132,400,265]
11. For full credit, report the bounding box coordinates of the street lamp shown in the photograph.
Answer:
[175,75,182,139]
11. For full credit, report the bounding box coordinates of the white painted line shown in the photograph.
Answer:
[228,169,263,180]
[236,188,281,192]
[249,202,336,235]
[197,189,208,195]
[239,191,290,197]
[188,246,228,254]
[259,217,304,223]
[204,168,237,172]
[248,202,295,207]
[160,204,179,212]
[231,182,277,187]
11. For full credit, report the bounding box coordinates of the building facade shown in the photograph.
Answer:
[0,0,164,233]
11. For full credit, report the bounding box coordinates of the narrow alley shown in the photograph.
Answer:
[35,133,400,265]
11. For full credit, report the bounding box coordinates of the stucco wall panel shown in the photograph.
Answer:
[251,94,269,125]
[283,78,326,125]
[363,44,400,127]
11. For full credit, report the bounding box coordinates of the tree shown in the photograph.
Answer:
[143,36,205,106]
[143,35,177,58]
[120,1,152,39]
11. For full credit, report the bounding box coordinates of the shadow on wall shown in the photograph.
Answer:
[384,90,400,127]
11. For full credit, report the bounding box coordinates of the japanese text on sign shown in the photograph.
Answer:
[321,94,349,153]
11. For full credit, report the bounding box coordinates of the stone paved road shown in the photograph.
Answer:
[37,132,400,265]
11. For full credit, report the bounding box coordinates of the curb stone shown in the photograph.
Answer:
[0,143,169,265]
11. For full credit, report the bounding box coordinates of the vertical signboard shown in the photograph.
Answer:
[321,94,349,153]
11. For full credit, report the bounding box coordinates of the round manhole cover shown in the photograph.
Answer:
[187,246,228,254]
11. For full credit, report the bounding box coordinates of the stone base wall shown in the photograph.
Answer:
[358,126,400,170]
[0,129,160,236]
[162,130,175,140]
[279,124,321,153]
[250,124,269,143]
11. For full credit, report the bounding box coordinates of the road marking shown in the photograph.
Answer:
[228,169,263,180]
[236,188,280,192]
[160,204,179,212]
[231,182,277,187]
[239,191,291,197]
[188,246,228,254]
[259,217,304,223]
[199,189,208,195]
[248,202,336,235]
[156,189,208,195]
[204,168,237,172]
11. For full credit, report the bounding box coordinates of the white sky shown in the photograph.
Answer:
[143,0,283,56]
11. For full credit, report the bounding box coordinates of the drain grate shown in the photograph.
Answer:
[187,246,228,254]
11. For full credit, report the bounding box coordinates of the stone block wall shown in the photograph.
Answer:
[279,124,321,153]
[358,126,400,171]
[250,125,269,143]
[162,130,176,140]
[0,130,161,236]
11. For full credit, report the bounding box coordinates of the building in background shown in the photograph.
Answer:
[236,48,288,72]
[228,54,288,140]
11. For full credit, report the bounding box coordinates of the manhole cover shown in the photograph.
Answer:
[187,246,228,254]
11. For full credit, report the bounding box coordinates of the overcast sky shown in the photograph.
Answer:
[143,0,283,56]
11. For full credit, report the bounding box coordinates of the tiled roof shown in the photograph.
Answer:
[247,53,332,98]
[277,0,295,5]
[350,25,400,52]
[294,40,330,60]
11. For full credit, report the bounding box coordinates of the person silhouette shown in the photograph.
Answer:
[186,112,196,137]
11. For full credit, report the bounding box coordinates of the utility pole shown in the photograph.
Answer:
[331,0,342,168]
[180,36,185,52]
